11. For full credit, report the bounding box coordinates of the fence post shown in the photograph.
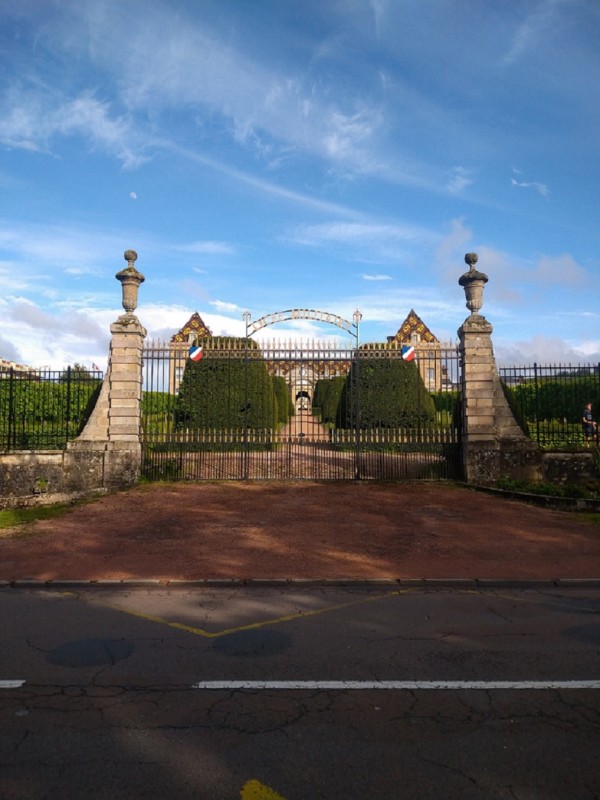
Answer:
[458,253,540,485]
[7,367,14,450]
[533,362,540,445]
[65,366,72,443]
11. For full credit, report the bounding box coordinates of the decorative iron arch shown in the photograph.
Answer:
[243,308,362,343]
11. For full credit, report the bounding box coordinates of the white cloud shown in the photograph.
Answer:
[534,253,585,285]
[0,219,132,272]
[129,192,138,200]
[511,177,549,197]
[175,240,236,255]
[0,334,21,362]
[0,90,148,168]
[447,166,473,194]
[501,1,561,67]
[0,298,112,368]
[360,274,392,281]
[64,266,99,276]
[494,334,600,366]
[210,299,242,313]
[288,220,436,263]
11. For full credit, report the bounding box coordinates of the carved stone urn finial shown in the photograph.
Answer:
[459,252,488,316]
[464,252,478,272]
[115,249,145,314]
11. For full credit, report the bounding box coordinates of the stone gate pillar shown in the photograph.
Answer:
[67,250,147,491]
[457,253,540,484]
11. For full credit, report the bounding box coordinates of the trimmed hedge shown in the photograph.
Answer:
[0,376,102,449]
[273,375,294,424]
[174,338,276,430]
[337,358,436,429]
[317,377,347,424]
[431,390,459,414]
[312,379,328,412]
[506,376,600,424]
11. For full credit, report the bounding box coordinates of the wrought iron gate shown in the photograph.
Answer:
[141,337,462,481]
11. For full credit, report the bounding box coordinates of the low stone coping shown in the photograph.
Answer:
[465,484,600,512]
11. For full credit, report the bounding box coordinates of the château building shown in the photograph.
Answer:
[166,308,453,401]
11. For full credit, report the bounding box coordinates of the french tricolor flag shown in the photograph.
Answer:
[401,345,415,362]
[189,345,204,362]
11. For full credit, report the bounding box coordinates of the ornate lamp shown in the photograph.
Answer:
[352,308,362,346]
[458,252,488,315]
[115,250,145,314]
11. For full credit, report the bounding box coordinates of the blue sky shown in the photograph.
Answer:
[1,0,599,369]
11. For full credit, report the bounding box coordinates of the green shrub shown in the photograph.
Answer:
[320,377,347,424]
[174,338,276,430]
[337,358,436,429]
[431,390,460,414]
[508,376,600,424]
[312,379,328,412]
[272,376,293,424]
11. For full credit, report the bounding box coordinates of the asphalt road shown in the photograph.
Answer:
[1,585,600,799]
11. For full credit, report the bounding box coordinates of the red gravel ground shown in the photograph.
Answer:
[0,481,598,582]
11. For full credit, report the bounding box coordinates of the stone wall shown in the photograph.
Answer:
[542,451,598,486]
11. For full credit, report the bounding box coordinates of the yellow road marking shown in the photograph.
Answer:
[56,587,567,642]
[88,589,413,639]
[241,779,287,799]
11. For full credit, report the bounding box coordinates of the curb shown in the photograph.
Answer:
[2,578,600,590]
[462,483,600,513]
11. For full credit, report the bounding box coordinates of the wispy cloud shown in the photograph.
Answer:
[162,142,362,217]
[290,220,435,248]
[501,1,562,67]
[286,220,438,265]
[175,240,236,256]
[360,273,392,281]
[0,89,148,168]
[534,253,585,285]
[447,166,473,194]
[495,334,600,365]
[0,219,135,273]
[210,299,242,313]
[511,177,549,197]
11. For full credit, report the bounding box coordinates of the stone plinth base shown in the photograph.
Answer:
[542,451,599,486]
[464,439,543,486]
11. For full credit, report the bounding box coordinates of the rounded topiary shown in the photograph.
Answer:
[272,375,293,424]
[175,338,276,430]
[337,357,436,429]
[320,377,347,424]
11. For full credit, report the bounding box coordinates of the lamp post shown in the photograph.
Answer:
[458,252,488,316]
[352,309,362,479]
[242,310,251,339]
[115,250,145,314]
[352,308,362,347]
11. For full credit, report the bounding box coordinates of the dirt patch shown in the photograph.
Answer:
[1,481,599,582]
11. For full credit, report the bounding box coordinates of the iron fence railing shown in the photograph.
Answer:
[498,362,600,448]
[141,337,462,481]
[0,366,104,451]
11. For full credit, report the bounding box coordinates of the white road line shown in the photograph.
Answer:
[0,680,25,689]
[192,680,600,691]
